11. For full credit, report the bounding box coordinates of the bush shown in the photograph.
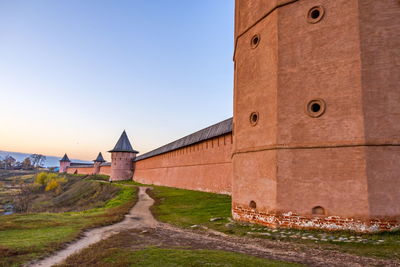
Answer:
[35,172,49,186]
[35,172,67,193]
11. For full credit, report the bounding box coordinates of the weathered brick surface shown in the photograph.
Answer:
[66,166,94,175]
[134,134,233,194]
[99,165,111,176]
[65,165,110,176]
[233,205,399,232]
[110,152,136,181]
[59,161,70,173]
[232,0,400,231]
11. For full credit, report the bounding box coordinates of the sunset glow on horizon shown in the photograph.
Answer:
[0,1,234,161]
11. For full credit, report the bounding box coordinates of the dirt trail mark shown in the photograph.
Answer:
[29,187,157,267]
[30,187,399,267]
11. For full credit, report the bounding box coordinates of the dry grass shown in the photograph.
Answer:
[57,230,302,267]
[0,177,137,267]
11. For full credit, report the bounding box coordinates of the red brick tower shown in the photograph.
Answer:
[59,153,71,173]
[93,152,106,175]
[109,131,139,181]
[232,0,400,231]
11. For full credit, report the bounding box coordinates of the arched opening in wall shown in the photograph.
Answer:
[312,206,325,215]
[249,200,257,209]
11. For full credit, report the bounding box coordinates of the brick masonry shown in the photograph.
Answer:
[134,133,233,195]
[233,205,400,232]
[232,0,400,232]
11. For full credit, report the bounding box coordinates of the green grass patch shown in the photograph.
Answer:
[30,177,121,212]
[61,246,301,267]
[105,247,300,267]
[0,179,137,267]
[147,184,400,260]
[88,174,110,182]
[149,185,231,228]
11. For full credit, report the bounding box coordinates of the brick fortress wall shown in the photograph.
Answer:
[65,164,111,176]
[66,166,94,175]
[134,133,233,195]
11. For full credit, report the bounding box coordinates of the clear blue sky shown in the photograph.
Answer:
[0,0,234,161]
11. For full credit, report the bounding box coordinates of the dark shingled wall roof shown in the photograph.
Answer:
[69,163,94,168]
[135,117,232,161]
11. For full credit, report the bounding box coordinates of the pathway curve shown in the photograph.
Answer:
[30,187,400,267]
[29,186,158,267]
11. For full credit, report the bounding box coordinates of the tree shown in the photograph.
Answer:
[0,156,4,169]
[14,161,23,170]
[30,154,46,168]
[22,157,33,170]
[13,183,39,212]
[4,155,16,170]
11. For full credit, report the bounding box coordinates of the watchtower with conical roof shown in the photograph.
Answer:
[93,152,106,175]
[59,153,71,173]
[109,131,139,181]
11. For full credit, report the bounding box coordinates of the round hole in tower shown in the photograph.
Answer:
[310,9,320,19]
[311,103,321,113]
[250,34,260,48]
[306,99,326,118]
[307,6,325,23]
[249,112,259,126]
[249,200,257,209]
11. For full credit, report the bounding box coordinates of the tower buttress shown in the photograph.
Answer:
[59,153,71,173]
[232,0,400,231]
[93,152,106,175]
[108,131,139,181]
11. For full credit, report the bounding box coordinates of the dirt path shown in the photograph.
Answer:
[30,187,400,267]
[29,187,158,267]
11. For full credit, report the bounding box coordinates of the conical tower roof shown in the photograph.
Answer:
[60,153,71,162]
[108,131,139,153]
[93,152,106,162]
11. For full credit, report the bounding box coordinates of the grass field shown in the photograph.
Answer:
[30,176,121,212]
[141,183,400,260]
[0,177,137,267]
[60,247,300,267]
[2,174,398,266]
[58,229,302,267]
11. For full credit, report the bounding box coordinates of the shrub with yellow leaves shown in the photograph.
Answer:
[35,172,67,193]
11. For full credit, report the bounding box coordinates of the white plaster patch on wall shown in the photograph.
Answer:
[232,206,400,233]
